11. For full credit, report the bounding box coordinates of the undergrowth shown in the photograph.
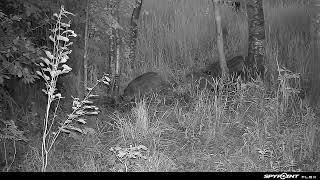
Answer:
[19,70,320,172]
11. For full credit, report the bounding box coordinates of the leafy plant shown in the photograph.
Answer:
[36,6,111,172]
[0,11,43,85]
[110,144,148,172]
[0,119,28,172]
[35,5,76,172]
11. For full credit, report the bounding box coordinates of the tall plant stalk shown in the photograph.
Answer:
[36,6,76,172]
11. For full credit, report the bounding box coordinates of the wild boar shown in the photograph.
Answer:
[203,55,245,79]
[122,72,171,101]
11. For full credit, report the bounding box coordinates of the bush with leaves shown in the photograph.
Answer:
[0,7,45,172]
[0,11,43,85]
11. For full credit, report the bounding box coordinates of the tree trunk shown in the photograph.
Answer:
[113,29,120,97]
[108,31,115,92]
[107,1,117,95]
[113,28,121,98]
[212,0,229,78]
[83,0,90,95]
[112,0,121,98]
[245,0,266,80]
[129,0,143,70]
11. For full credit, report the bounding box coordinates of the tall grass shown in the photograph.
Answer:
[123,0,317,103]
[105,0,318,172]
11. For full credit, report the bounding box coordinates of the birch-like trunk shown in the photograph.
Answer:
[212,0,229,78]
[112,0,121,97]
[83,0,90,96]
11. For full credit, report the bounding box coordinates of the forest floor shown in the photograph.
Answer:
[13,76,320,172]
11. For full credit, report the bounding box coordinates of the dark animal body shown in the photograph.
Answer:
[186,56,245,91]
[122,72,170,101]
[203,55,245,79]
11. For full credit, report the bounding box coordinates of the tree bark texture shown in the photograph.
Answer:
[112,0,121,97]
[212,0,229,78]
[107,0,117,95]
[246,0,266,79]
[83,0,90,95]
[129,0,143,70]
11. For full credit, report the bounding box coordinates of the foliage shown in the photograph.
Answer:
[109,144,148,172]
[0,0,78,86]
[0,11,43,85]
[90,0,123,33]
[110,145,148,159]
[0,120,28,142]
[0,119,28,172]
[59,74,110,135]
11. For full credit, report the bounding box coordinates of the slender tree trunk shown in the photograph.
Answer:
[245,0,266,80]
[113,0,121,97]
[83,0,90,95]
[108,1,117,95]
[112,0,121,97]
[129,0,143,70]
[108,31,115,91]
[212,0,228,78]
[106,1,113,76]
[113,32,120,96]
